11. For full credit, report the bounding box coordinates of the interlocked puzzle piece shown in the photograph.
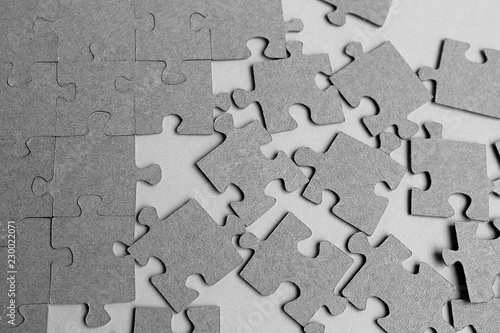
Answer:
[0,0,57,86]
[318,0,393,26]
[192,0,303,60]
[342,233,455,333]
[4,304,48,332]
[197,113,308,226]
[0,218,71,329]
[116,60,230,135]
[0,63,75,157]
[232,41,344,134]
[32,112,161,217]
[330,41,432,139]
[239,213,353,327]
[34,0,140,62]
[129,199,244,312]
[135,0,211,85]
[451,299,500,333]
[410,122,497,221]
[294,132,405,235]
[50,195,135,328]
[57,43,135,136]
[442,221,500,303]
[419,39,500,119]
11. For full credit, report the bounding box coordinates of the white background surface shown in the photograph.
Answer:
[49,0,500,332]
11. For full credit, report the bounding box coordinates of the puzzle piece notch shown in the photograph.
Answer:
[232,41,344,134]
[321,0,393,27]
[2,304,48,332]
[239,213,353,326]
[197,113,308,226]
[451,299,500,333]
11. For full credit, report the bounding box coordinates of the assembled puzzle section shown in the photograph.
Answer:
[451,299,500,333]
[239,213,353,327]
[318,0,393,27]
[232,41,344,134]
[197,114,308,226]
[294,132,405,235]
[129,199,244,313]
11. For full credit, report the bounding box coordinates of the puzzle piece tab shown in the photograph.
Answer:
[319,0,393,26]
[451,299,500,333]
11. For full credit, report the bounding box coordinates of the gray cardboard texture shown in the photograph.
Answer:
[319,0,393,26]
[0,219,71,329]
[0,0,57,86]
[451,299,500,333]
[135,0,211,85]
[191,0,303,60]
[32,112,161,217]
[239,213,353,326]
[304,322,325,333]
[129,199,244,313]
[342,233,455,333]
[330,41,432,139]
[442,221,500,303]
[197,114,308,226]
[50,195,135,328]
[116,60,230,135]
[56,43,135,136]
[188,307,220,333]
[419,39,500,119]
[410,122,496,221]
[232,41,344,134]
[0,63,74,157]
[7,304,48,332]
[294,132,406,235]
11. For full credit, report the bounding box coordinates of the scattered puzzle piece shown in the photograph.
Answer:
[197,113,308,226]
[451,299,500,333]
[129,199,244,312]
[232,41,343,134]
[239,213,353,326]
[318,0,393,26]
[32,111,161,217]
[330,41,432,139]
[50,195,135,328]
[294,132,405,235]
[410,122,495,221]
[419,39,500,119]
[4,304,48,332]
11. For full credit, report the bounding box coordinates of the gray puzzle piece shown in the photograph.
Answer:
[443,221,500,303]
[330,41,432,139]
[319,0,393,26]
[57,43,135,136]
[451,299,500,333]
[135,0,211,85]
[294,132,405,235]
[32,112,161,217]
[419,39,500,119]
[50,195,135,328]
[304,323,325,333]
[410,122,496,221]
[0,63,74,157]
[232,41,344,134]
[197,113,308,226]
[239,213,353,327]
[192,0,303,60]
[4,304,48,332]
[116,60,230,135]
[342,233,455,333]
[129,199,244,313]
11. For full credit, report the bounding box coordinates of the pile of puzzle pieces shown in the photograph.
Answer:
[1,0,500,332]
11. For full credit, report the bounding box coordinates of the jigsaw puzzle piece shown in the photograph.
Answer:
[294,132,405,235]
[330,41,432,139]
[319,0,393,26]
[2,304,48,332]
[239,213,352,326]
[410,122,495,221]
[116,60,230,135]
[187,307,220,333]
[50,195,135,328]
[451,299,500,333]
[419,39,500,119]
[32,112,161,217]
[197,114,308,226]
[232,41,344,134]
[304,322,325,333]
[129,199,244,312]
[135,0,211,85]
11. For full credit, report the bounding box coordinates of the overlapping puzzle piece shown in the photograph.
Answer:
[318,0,393,26]
[232,41,343,134]
[451,299,500,333]
[239,213,353,327]
[197,114,308,226]
[294,132,405,235]
[129,199,244,312]
[330,41,432,139]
